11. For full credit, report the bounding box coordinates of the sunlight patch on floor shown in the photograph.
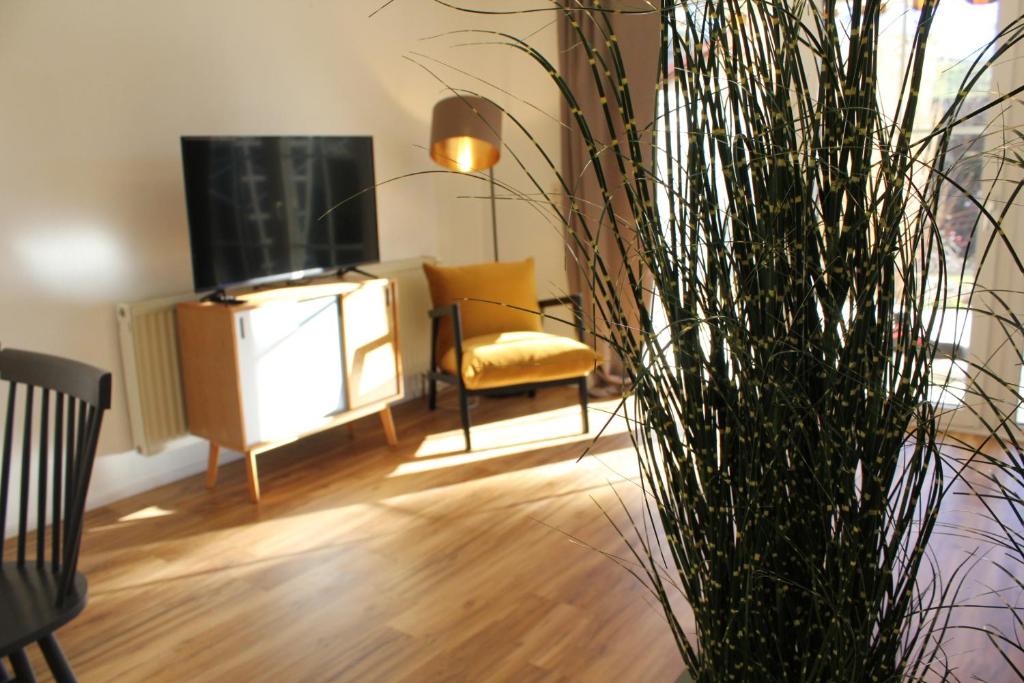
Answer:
[398,401,629,477]
[87,505,177,534]
[117,505,176,523]
[396,432,594,477]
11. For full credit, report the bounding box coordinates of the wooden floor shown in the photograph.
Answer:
[15,388,685,682]
[9,388,1024,681]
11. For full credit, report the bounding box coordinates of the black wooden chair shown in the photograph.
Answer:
[427,294,595,451]
[0,348,111,683]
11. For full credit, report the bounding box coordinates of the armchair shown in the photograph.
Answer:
[423,259,598,451]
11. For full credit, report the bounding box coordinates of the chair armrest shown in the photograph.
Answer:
[537,294,585,343]
[427,304,465,376]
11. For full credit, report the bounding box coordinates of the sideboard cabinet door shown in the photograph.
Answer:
[341,281,400,410]
[235,296,346,446]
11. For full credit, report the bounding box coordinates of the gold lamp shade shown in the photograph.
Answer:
[429,96,502,173]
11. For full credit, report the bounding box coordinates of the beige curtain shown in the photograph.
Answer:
[558,1,661,395]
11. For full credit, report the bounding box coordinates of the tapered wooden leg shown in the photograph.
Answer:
[0,658,10,682]
[38,634,76,683]
[9,650,36,683]
[245,451,260,503]
[379,406,398,447]
[206,442,220,489]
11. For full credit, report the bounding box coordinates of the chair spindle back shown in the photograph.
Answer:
[0,348,111,603]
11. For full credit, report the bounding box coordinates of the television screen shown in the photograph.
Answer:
[181,136,379,292]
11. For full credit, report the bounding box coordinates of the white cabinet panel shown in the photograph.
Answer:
[235,296,345,446]
[341,280,400,409]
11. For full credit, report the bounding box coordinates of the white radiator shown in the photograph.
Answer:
[115,256,436,455]
[116,293,193,454]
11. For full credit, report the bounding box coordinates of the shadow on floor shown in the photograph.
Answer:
[76,388,637,549]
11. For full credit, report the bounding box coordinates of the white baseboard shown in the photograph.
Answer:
[84,436,242,511]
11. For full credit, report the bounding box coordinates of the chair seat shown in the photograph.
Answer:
[440,331,599,390]
[0,563,87,656]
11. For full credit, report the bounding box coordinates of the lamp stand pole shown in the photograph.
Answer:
[489,167,499,262]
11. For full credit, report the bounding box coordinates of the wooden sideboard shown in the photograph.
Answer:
[176,278,403,502]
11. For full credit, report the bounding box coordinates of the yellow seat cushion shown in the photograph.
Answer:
[440,331,598,390]
[423,259,543,360]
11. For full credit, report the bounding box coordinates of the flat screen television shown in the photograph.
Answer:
[181,136,379,292]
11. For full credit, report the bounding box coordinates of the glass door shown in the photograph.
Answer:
[875,0,1023,433]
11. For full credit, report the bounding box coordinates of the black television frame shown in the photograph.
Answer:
[180,135,380,294]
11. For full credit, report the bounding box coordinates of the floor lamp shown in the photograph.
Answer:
[429,95,503,261]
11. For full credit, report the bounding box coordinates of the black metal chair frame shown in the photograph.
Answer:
[0,348,111,683]
[427,294,590,451]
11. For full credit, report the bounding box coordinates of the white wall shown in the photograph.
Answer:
[0,0,565,514]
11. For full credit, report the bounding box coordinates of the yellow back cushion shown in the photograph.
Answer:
[423,259,543,358]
